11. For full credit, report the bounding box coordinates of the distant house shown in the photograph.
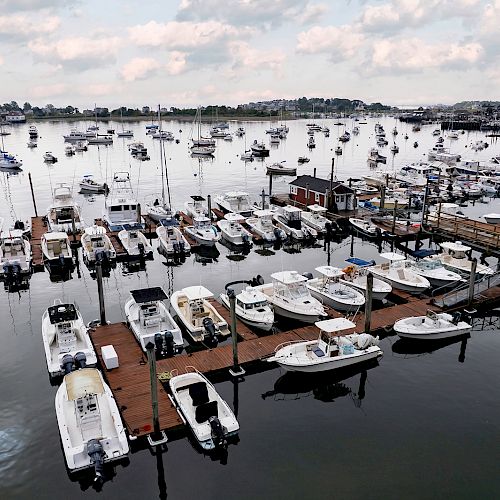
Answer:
[5,111,26,123]
[289,175,355,212]
[142,106,150,114]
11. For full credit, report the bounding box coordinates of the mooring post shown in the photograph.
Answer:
[391,200,398,235]
[468,258,478,306]
[207,194,212,220]
[364,273,373,334]
[268,174,273,197]
[28,172,38,217]
[261,189,266,210]
[96,262,106,326]
[228,288,245,377]
[313,167,317,178]
[380,185,386,212]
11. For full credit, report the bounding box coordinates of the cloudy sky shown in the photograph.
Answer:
[0,0,498,108]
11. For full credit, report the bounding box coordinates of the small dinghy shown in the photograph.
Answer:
[217,213,252,246]
[306,266,366,312]
[394,310,472,340]
[220,286,274,332]
[42,301,97,377]
[169,368,239,450]
[267,318,382,373]
[81,225,116,265]
[117,225,153,258]
[349,217,378,237]
[79,175,107,194]
[298,156,310,163]
[125,287,183,354]
[266,162,297,176]
[483,213,500,225]
[170,286,230,344]
[184,216,220,247]
[55,368,129,477]
[157,217,190,256]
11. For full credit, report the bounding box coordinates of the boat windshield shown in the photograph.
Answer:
[288,283,308,299]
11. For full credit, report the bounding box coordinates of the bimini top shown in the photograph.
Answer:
[345,257,375,267]
[65,368,104,401]
[315,318,356,333]
[252,209,274,218]
[84,225,106,237]
[182,285,213,301]
[307,204,328,213]
[270,270,308,284]
[224,212,245,223]
[440,241,471,253]
[238,287,269,305]
[315,266,345,278]
[379,252,406,262]
[222,191,249,198]
[190,195,205,202]
[282,206,301,214]
[48,303,78,324]
[130,287,168,304]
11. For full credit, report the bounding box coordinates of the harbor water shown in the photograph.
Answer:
[1,117,499,499]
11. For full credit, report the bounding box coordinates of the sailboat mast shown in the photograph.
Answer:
[158,105,165,204]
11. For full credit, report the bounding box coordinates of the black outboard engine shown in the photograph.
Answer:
[138,242,145,257]
[164,331,175,357]
[242,234,250,245]
[13,220,25,231]
[451,311,461,325]
[250,274,264,287]
[274,227,283,240]
[202,317,218,346]
[173,241,180,254]
[59,254,66,267]
[61,354,74,374]
[178,241,185,254]
[154,333,164,355]
[302,272,314,280]
[208,416,227,448]
[325,222,333,241]
[74,351,87,369]
[87,439,105,482]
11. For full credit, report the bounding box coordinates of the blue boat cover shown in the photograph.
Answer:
[345,257,375,266]
[410,249,436,258]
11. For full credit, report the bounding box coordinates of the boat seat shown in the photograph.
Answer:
[144,317,161,327]
[313,347,325,357]
[195,400,218,424]
[189,381,209,406]
[397,269,406,280]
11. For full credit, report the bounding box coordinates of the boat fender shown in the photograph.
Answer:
[209,416,227,448]
[87,439,105,482]
[61,354,75,375]
[74,351,87,370]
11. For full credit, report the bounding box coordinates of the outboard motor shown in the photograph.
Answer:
[154,332,164,355]
[451,311,462,325]
[61,354,74,375]
[58,254,66,267]
[178,241,185,254]
[202,317,218,346]
[87,439,105,482]
[137,242,145,257]
[164,331,175,357]
[13,220,25,231]
[173,241,180,254]
[302,272,314,280]
[274,227,284,241]
[74,351,87,369]
[208,416,227,448]
[250,274,264,287]
[242,234,250,245]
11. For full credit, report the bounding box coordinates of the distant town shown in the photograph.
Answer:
[0,98,499,129]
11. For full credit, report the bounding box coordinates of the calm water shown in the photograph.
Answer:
[1,117,499,499]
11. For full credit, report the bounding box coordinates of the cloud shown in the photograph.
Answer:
[229,41,285,73]
[0,55,3,65]
[0,14,60,40]
[0,0,74,12]
[120,57,161,82]
[30,82,68,98]
[297,25,364,60]
[84,83,117,96]
[29,35,121,70]
[166,51,187,75]
[369,37,484,72]
[297,3,328,25]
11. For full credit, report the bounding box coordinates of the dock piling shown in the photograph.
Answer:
[96,262,107,326]
[261,189,266,210]
[207,194,212,220]
[468,258,478,306]
[227,288,245,377]
[364,273,373,334]
[28,172,38,217]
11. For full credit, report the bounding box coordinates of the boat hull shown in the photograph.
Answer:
[396,327,471,340]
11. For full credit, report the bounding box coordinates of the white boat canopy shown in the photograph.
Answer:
[282,206,302,214]
[224,212,245,222]
[440,241,471,252]
[183,285,214,301]
[314,318,356,334]
[65,368,104,400]
[84,225,106,237]
[252,209,274,218]
[270,271,308,284]
[307,204,328,213]
[315,266,345,278]
[380,252,406,262]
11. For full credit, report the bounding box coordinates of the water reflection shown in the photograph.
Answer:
[392,334,470,358]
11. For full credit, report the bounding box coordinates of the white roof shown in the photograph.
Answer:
[238,287,268,304]
[183,285,214,301]
[282,205,301,213]
[307,204,328,213]
[440,241,471,252]
[224,212,245,222]
[270,270,308,284]
[43,231,70,240]
[315,266,345,278]
[0,229,24,239]
[222,191,249,198]
[380,252,406,262]
[65,368,104,400]
[315,318,356,333]
[483,213,500,218]
[253,209,273,217]
[193,216,211,223]
[84,225,106,236]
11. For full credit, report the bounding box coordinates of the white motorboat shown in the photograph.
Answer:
[65,145,76,156]
[43,151,57,162]
[74,141,88,152]
[63,130,87,141]
[367,148,386,165]
[483,213,500,224]
[169,368,239,450]
[266,162,296,176]
[349,217,378,237]
[306,266,366,312]
[267,318,382,373]
[245,209,284,242]
[408,259,463,288]
[217,213,252,246]
[370,253,430,293]
[184,195,209,219]
[250,140,270,157]
[79,175,107,193]
[184,216,220,246]
[253,271,327,323]
[298,156,310,163]
[426,241,493,276]
[240,151,253,161]
[81,225,116,264]
[117,226,153,258]
[394,310,472,340]
[220,287,274,332]
[55,368,129,477]
[341,260,392,301]
[0,228,31,276]
[157,217,191,256]
[390,144,399,153]
[41,231,73,267]
[103,172,140,229]
[301,205,329,233]
[215,191,253,218]
[47,183,85,233]
[170,286,230,344]
[273,206,317,240]
[128,142,148,155]
[41,301,97,377]
[124,287,183,354]
[87,134,113,145]
[117,129,134,137]
[27,140,37,148]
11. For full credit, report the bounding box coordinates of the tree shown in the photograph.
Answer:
[23,102,32,111]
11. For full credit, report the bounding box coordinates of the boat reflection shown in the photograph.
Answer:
[219,238,251,261]
[193,245,219,265]
[392,334,470,358]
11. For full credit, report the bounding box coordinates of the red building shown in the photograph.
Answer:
[289,175,356,211]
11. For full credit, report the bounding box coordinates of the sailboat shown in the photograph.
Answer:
[0,125,22,169]
[146,105,174,221]
[116,108,133,137]
[191,107,215,155]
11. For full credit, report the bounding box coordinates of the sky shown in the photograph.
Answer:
[0,0,499,109]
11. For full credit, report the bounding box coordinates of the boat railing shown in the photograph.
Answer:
[271,340,305,353]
